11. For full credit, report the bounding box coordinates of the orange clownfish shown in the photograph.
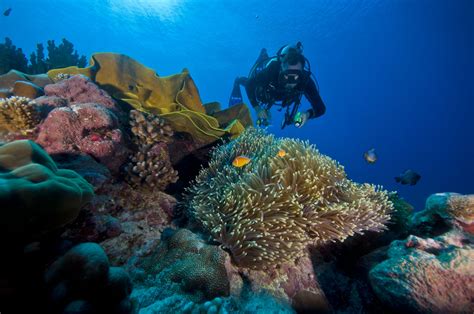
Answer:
[232,155,251,168]
[277,149,287,157]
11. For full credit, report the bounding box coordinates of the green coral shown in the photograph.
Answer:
[0,37,86,75]
[0,37,28,75]
[0,140,94,236]
[185,128,394,270]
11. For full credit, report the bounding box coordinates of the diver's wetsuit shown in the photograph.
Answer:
[244,59,326,119]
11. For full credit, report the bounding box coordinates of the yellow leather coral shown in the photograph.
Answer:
[48,53,252,145]
[0,140,93,236]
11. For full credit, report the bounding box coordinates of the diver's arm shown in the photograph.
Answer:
[244,60,279,109]
[304,78,326,118]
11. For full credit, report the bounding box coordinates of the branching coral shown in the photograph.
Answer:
[185,128,393,269]
[125,110,178,190]
[0,96,41,134]
[129,110,174,145]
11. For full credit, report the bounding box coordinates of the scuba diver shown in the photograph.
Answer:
[229,42,326,129]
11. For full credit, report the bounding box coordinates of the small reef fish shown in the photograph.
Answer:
[232,155,251,168]
[3,8,12,16]
[395,169,421,185]
[363,148,377,164]
[277,149,286,157]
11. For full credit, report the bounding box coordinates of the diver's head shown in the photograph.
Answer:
[279,52,304,89]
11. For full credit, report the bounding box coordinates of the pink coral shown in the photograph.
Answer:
[44,75,123,117]
[36,103,129,173]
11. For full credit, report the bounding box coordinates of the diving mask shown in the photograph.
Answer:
[279,69,301,89]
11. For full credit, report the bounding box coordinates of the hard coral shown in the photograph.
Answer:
[129,110,173,145]
[0,96,41,134]
[131,228,229,304]
[125,110,178,190]
[185,128,393,270]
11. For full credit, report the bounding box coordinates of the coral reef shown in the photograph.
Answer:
[45,242,133,314]
[62,181,176,265]
[185,128,393,270]
[0,96,41,134]
[47,52,251,146]
[227,255,331,312]
[130,228,230,303]
[0,140,93,237]
[125,110,178,190]
[36,103,129,173]
[129,228,300,313]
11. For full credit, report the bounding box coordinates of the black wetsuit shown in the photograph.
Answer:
[244,59,326,119]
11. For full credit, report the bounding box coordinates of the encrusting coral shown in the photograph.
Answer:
[124,110,178,190]
[0,96,41,134]
[185,128,394,270]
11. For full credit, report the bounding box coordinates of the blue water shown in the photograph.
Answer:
[2,0,473,210]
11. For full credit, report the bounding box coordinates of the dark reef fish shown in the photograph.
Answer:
[395,169,421,185]
[3,8,12,16]
[363,148,377,164]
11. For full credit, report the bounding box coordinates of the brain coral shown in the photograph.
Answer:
[185,128,393,269]
[0,140,93,236]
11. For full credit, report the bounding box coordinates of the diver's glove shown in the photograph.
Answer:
[294,111,310,128]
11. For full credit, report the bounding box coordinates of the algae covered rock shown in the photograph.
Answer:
[0,140,93,236]
[369,233,474,313]
[369,192,474,313]
[410,192,474,235]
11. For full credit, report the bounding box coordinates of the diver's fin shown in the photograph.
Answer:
[257,48,269,63]
[228,77,244,107]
